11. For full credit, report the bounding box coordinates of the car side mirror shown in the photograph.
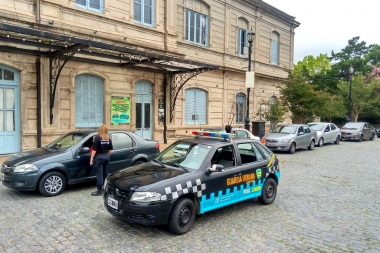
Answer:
[79,147,90,154]
[208,164,224,173]
[298,132,305,136]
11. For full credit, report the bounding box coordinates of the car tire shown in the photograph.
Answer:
[369,133,375,141]
[133,160,146,166]
[334,136,340,144]
[168,198,196,235]
[258,178,277,205]
[38,171,66,197]
[308,140,315,150]
[318,138,324,147]
[358,135,363,142]
[288,143,296,154]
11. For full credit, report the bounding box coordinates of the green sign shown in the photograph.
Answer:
[111,96,131,125]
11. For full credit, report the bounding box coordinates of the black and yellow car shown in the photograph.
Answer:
[103,131,280,235]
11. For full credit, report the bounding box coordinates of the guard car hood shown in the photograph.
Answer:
[107,162,187,191]
[3,148,60,166]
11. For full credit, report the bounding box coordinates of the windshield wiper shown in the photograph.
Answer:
[152,159,165,168]
[167,162,189,172]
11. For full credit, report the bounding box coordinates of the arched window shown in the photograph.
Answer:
[185,0,209,46]
[271,32,279,64]
[236,93,246,123]
[185,88,207,125]
[237,18,249,56]
[75,74,104,127]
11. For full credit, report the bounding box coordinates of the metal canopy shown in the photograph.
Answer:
[0,23,219,124]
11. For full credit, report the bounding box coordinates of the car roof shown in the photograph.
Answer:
[66,129,132,135]
[309,122,331,124]
[177,136,259,146]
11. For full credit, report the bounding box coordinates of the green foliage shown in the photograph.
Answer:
[257,98,288,128]
[293,54,331,78]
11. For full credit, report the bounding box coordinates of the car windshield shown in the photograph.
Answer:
[46,133,87,151]
[309,124,324,131]
[155,142,211,171]
[343,123,363,130]
[272,125,297,134]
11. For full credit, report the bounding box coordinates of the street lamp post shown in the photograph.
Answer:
[244,30,255,131]
[348,66,353,122]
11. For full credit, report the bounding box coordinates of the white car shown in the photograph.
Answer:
[308,122,341,147]
[202,128,260,141]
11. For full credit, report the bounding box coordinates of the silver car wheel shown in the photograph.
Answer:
[44,175,63,194]
[318,138,324,147]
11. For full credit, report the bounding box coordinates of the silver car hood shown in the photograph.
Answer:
[265,133,295,140]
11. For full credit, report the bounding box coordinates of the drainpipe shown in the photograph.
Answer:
[36,0,41,23]
[36,58,42,148]
[163,74,168,144]
[163,0,168,52]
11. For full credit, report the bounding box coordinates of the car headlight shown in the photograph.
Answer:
[13,164,38,172]
[353,131,361,135]
[278,139,290,143]
[130,192,162,202]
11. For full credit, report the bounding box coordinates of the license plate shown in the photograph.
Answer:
[1,173,4,181]
[107,196,118,209]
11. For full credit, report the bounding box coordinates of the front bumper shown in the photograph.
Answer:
[1,171,39,191]
[103,187,172,225]
[265,142,291,152]
[341,133,361,140]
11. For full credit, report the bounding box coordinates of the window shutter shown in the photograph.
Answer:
[185,88,206,125]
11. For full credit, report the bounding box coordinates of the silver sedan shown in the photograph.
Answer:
[308,122,341,147]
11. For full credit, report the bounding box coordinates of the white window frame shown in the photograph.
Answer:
[238,28,247,56]
[75,0,103,13]
[134,0,155,26]
[186,9,208,46]
[271,32,280,65]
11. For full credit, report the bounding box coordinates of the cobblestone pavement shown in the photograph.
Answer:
[1,139,380,253]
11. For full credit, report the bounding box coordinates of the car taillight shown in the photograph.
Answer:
[155,143,160,149]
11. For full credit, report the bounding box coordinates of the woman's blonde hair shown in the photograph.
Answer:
[98,124,110,140]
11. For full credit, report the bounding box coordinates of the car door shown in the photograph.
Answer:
[363,123,371,139]
[324,124,333,143]
[201,144,243,213]
[330,124,339,142]
[296,126,307,147]
[234,142,269,200]
[66,134,96,183]
[109,132,140,173]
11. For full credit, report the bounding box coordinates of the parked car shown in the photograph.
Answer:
[262,124,317,154]
[1,130,160,197]
[103,131,280,235]
[202,127,261,141]
[308,122,341,147]
[340,122,376,142]
[376,127,380,138]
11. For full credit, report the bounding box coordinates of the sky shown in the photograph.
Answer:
[264,0,380,63]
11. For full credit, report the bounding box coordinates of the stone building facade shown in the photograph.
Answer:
[0,0,299,154]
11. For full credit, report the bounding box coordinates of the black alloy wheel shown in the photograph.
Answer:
[168,198,196,235]
[258,178,277,205]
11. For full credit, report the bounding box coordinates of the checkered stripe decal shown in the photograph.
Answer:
[160,179,206,201]
[266,164,280,177]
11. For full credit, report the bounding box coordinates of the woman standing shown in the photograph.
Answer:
[90,124,113,196]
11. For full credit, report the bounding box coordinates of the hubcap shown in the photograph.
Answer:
[44,176,63,194]
[179,206,191,227]
[266,184,274,198]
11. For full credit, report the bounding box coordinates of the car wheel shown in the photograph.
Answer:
[258,178,277,205]
[334,136,340,144]
[288,143,296,154]
[38,171,66,197]
[318,138,324,147]
[168,198,196,235]
[133,160,146,166]
[308,140,315,150]
[358,135,363,142]
[369,133,375,141]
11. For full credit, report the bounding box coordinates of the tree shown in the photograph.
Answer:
[318,94,346,122]
[337,74,380,122]
[257,98,288,129]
